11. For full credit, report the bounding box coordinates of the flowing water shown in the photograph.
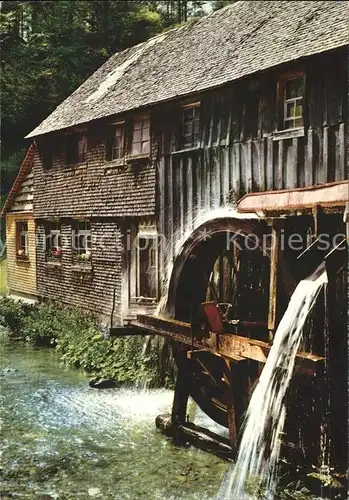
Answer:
[217,267,328,500]
[0,337,228,499]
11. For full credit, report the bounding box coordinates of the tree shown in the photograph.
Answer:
[212,0,238,11]
[0,0,209,195]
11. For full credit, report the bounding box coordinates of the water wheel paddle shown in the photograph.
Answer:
[167,219,274,439]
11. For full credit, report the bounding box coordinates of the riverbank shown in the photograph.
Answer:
[0,295,175,388]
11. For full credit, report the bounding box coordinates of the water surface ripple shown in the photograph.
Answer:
[0,340,227,499]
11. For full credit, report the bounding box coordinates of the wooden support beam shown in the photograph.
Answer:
[222,360,237,448]
[268,220,283,341]
[155,414,234,460]
[172,352,190,425]
[109,326,156,337]
[230,360,249,432]
[131,314,324,376]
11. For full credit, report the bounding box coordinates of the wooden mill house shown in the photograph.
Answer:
[2,0,348,471]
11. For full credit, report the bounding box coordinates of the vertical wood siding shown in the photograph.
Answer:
[155,49,348,289]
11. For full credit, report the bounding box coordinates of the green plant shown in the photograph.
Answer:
[0,296,176,388]
[0,295,36,336]
[21,302,66,346]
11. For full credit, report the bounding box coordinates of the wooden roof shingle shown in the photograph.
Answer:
[26,1,348,138]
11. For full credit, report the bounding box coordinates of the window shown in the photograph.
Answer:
[280,75,304,130]
[136,233,158,300]
[131,117,150,156]
[72,220,91,262]
[66,132,87,165]
[46,222,62,261]
[38,139,53,169]
[16,221,29,260]
[182,104,200,148]
[106,123,125,161]
[130,224,158,303]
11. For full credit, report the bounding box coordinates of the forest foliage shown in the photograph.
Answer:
[1,0,235,195]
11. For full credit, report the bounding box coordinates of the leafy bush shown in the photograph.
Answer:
[0,295,36,336]
[21,302,69,347]
[0,296,175,388]
[56,318,171,387]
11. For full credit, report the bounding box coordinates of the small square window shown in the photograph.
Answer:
[16,221,29,260]
[66,132,87,165]
[106,123,125,161]
[72,220,91,263]
[279,74,305,130]
[182,104,200,149]
[131,117,150,156]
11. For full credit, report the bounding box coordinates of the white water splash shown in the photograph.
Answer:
[174,207,259,261]
[156,207,260,318]
[217,266,328,500]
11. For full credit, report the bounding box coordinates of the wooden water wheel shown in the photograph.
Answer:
[166,218,282,444]
[131,215,347,470]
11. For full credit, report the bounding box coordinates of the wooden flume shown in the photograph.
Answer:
[130,314,324,377]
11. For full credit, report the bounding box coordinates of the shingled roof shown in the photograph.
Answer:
[26,1,348,138]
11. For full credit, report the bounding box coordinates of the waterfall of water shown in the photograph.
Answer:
[217,266,328,500]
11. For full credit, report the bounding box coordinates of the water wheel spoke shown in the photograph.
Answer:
[171,225,273,440]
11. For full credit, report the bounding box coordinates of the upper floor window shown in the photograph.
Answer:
[182,103,200,148]
[66,132,87,165]
[16,221,29,260]
[72,220,91,262]
[131,117,150,156]
[46,221,62,261]
[37,139,53,169]
[106,122,125,161]
[280,74,304,130]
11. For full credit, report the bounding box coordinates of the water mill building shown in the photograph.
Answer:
[2,0,348,475]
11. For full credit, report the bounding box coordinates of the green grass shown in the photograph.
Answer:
[0,258,7,293]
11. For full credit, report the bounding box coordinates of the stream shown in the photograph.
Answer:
[0,337,228,499]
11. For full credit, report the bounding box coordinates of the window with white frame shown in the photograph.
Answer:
[46,221,62,261]
[16,221,29,260]
[130,224,158,302]
[106,122,125,161]
[131,117,150,156]
[182,103,200,148]
[280,74,304,130]
[72,220,91,262]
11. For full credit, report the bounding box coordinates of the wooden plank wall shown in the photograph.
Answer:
[6,213,37,297]
[156,49,348,285]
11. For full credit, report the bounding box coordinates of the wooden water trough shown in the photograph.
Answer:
[128,312,326,458]
[130,314,324,377]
